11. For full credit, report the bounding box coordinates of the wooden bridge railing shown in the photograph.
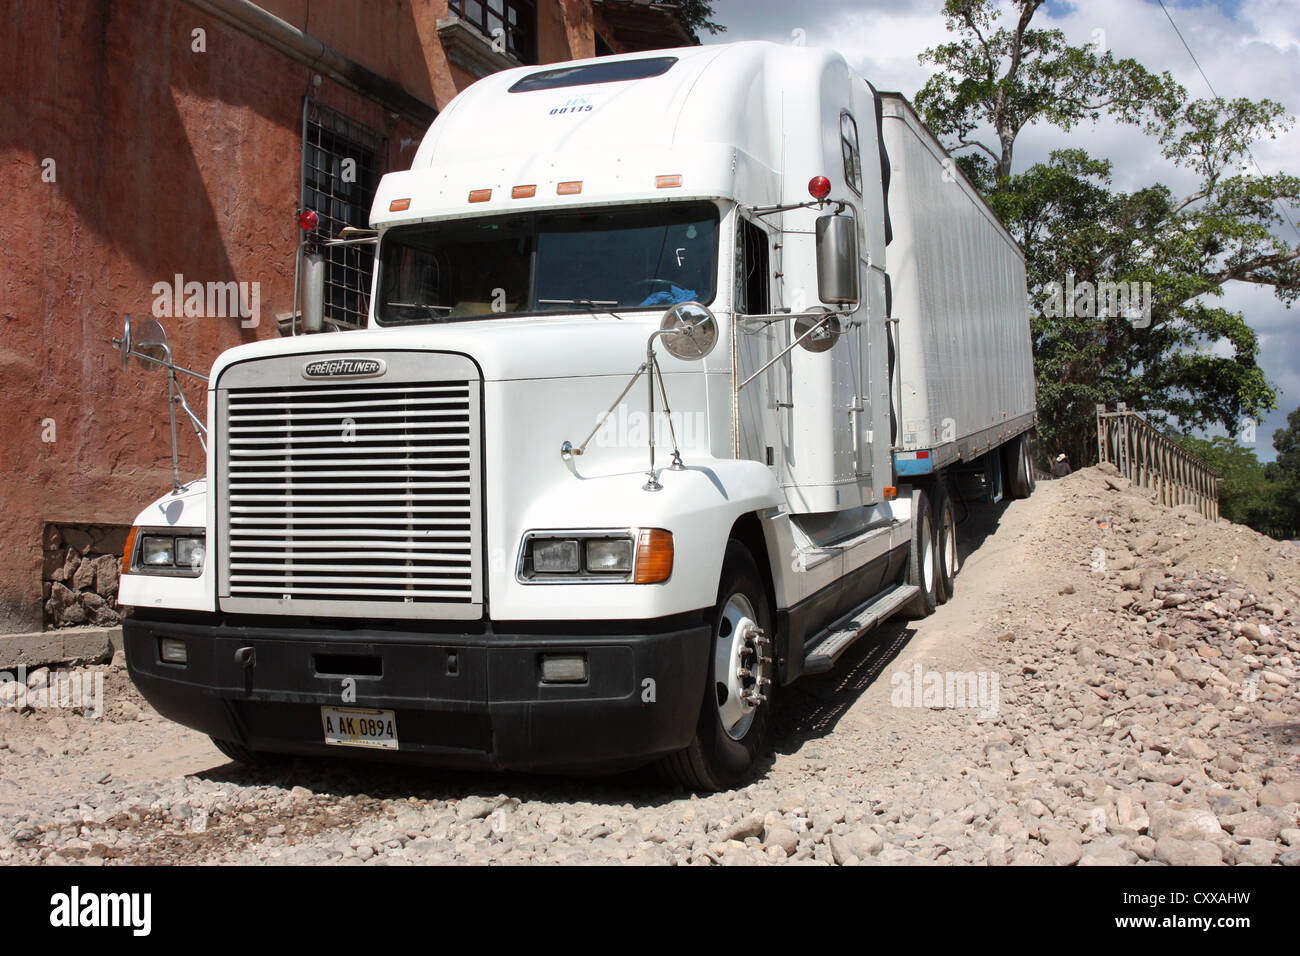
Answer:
[1095,403,1220,521]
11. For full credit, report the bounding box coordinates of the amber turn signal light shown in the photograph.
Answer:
[122,526,139,575]
[633,529,673,584]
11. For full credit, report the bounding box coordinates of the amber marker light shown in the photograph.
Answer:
[389,198,411,211]
[511,184,537,199]
[122,526,140,575]
[655,174,682,188]
[468,189,492,203]
[633,529,674,584]
[556,181,583,195]
[883,486,898,500]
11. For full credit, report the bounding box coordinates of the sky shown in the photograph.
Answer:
[706,0,1300,461]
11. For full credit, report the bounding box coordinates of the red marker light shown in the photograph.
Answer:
[808,176,832,200]
[298,209,319,232]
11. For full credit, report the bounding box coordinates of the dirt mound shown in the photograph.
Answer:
[1054,464,1300,615]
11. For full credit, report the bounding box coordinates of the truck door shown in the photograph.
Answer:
[732,210,785,474]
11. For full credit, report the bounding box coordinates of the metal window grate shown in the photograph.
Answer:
[449,0,537,63]
[301,99,387,328]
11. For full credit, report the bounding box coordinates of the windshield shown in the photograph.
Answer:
[376,202,719,325]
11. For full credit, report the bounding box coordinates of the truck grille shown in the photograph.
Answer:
[217,352,483,620]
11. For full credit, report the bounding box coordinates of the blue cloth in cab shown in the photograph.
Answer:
[640,285,697,306]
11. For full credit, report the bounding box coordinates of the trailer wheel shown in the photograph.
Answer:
[934,484,958,604]
[902,490,938,618]
[658,540,773,792]
[1022,432,1037,495]
[1003,433,1035,499]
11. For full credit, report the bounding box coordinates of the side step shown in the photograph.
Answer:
[802,584,919,675]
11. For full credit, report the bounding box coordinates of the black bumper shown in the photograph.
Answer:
[124,611,711,773]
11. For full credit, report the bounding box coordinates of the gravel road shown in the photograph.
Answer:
[2,465,1298,865]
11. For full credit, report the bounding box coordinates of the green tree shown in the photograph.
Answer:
[1265,407,1300,536]
[916,0,1300,470]
[1176,434,1291,537]
[1271,406,1300,478]
[915,0,1180,185]
[664,1,725,37]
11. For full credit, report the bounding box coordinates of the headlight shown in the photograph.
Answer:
[128,528,206,576]
[533,539,581,574]
[517,530,671,583]
[175,537,206,570]
[141,536,176,566]
[586,538,634,573]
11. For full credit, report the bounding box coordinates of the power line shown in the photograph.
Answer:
[1156,0,1300,244]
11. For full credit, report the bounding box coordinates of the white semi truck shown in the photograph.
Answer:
[116,41,1035,790]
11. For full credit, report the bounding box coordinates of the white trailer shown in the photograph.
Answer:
[116,41,1035,790]
[881,94,1036,481]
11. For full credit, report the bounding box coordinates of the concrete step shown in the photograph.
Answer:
[0,626,121,670]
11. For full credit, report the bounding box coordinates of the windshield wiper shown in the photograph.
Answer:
[388,302,452,312]
[536,298,629,321]
[537,298,619,307]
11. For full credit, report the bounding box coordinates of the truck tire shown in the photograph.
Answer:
[210,737,268,766]
[1003,433,1035,499]
[658,540,774,791]
[933,484,958,604]
[1022,432,1037,495]
[902,490,938,618]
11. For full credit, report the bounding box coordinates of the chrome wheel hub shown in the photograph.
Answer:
[714,593,773,740]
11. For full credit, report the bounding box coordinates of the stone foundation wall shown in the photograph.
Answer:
[42,525,126,629]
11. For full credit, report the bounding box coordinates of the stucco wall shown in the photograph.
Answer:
[0,0,650,632]
[0,0,444,632]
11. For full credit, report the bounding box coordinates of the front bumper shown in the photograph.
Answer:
[124,610,711,773]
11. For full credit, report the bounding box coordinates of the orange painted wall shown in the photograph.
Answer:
[0,0,671,632]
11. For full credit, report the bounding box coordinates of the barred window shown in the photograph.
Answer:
[449,0,537,64]
[301,99,386,328]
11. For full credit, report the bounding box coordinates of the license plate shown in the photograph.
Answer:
[321,707,398,750]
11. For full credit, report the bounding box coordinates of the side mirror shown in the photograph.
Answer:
[133,317,172,372]
[658,301,718,361]
[303,251,325,333]
[815,213,859,305]
[116,314,133,371]
[794,306,843,353]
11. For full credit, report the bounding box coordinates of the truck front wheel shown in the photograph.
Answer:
[902,490,938,618]
[658,540,774,791]
[210,737,276,767]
